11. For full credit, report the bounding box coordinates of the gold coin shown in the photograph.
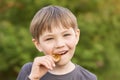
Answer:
[52,54,61,62]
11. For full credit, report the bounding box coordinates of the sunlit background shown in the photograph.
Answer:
[0,0,120,80]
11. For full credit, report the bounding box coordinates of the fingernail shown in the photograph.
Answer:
[53,64,56,67]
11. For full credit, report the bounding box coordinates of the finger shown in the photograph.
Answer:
[43,56,56,70]
[41,59,53,70]
[46,55,56,67]
[34,56,55,70]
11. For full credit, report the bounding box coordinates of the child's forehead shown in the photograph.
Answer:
[42,24,70,34]
[40,21,71,35]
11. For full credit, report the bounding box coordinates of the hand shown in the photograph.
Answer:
[28,55,55,80]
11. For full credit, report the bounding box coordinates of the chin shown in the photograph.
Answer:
[56,60,71,66]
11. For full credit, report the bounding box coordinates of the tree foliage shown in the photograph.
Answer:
[0,0,120,80]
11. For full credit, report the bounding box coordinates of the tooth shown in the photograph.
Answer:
[52,54,61,62]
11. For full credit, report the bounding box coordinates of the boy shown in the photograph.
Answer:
[17,5,97,80]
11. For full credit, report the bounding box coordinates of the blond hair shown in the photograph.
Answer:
[30,5,78,41]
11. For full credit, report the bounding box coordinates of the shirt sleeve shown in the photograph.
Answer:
[17,62,32,80]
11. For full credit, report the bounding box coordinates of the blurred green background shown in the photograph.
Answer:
[0,0,120,80]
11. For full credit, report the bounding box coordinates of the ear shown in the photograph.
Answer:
[32,39,43,52]
[75,29,80,45]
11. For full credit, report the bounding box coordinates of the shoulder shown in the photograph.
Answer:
[21,62,33,73]
[20,62,32,74]
[75,64,97,80]
[17,62,33,80]
[22,62,33,69]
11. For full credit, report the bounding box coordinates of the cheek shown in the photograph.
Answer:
[66,38,77,48]
[40,44,54,55]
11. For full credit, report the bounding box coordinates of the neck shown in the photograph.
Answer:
[49,61,75,75]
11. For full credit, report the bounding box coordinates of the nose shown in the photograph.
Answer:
[55,38,65,48]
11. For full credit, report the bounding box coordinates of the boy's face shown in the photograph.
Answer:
[34,25,80,65]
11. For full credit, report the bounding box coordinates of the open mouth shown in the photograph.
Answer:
[60,51,68,55]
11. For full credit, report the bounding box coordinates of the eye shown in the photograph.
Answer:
[63,33,71,37]
[45,38,53,41]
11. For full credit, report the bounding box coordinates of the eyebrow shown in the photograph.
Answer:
[42,28,71,37]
